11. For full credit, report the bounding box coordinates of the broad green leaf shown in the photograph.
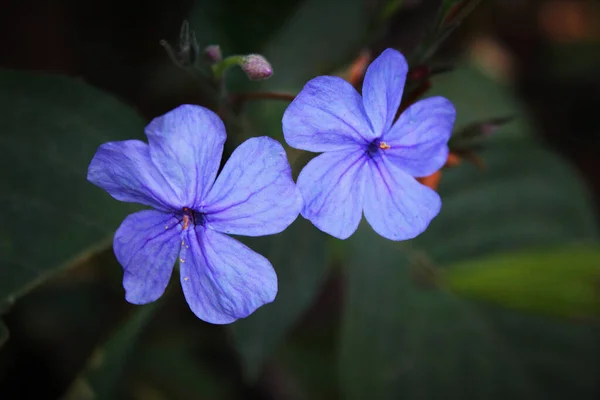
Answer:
[63,303,158,400]
[232,218,330,381]
[340,227,599,400]
[414,134,598,265]
[340,228,537,399]
[418,66,598,262]
[446,246,600,319]
[0,70,143,305]
[339,66,599,399]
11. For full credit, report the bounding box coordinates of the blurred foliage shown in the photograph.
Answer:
[0,71,144,302]
[0,70,145,356]
[447,245,600,319]
[64,303,159,400]
[1,0,599,399]
[341,227,599,399]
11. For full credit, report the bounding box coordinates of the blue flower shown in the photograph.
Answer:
[282,48,456,241]
[88,105,302,324]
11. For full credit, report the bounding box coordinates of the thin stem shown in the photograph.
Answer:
[234,92,296,102]
[211,55,245,80]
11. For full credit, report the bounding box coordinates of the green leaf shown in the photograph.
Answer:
[340,229,535,399]
[415,134,598,263]
[129,336,237,400]
[340,227,599,400]
[446,245,600,319]
[0,70,144,305]
[63,303,158,400]
[231,218,330,381]
[419,67,598,263]
[339,65,599,399]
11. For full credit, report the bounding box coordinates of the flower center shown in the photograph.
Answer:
[367,139,391,156]
[181,207,206,230]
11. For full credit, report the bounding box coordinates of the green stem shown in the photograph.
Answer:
[211,55,245,80]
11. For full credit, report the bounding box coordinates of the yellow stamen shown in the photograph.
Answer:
[379,141,391,150]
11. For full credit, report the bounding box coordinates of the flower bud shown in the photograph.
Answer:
[241,54,273,81]
[204,45,222,62]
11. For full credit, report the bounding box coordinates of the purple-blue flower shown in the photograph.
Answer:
[87,104,302,324]
[282,48,456,241]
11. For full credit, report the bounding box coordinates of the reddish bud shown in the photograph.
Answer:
[242,54,273,80]
[204,45,222,62]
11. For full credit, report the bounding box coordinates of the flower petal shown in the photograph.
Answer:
[114,210,182,304]
[362,48,408,135]
[282,76,375,152]
[297,149,368,239]
[87,140,183,210]
[145,104,226,206]
[382,96,456,177]
[363,157,441,241]
[202,137,302,236]
[179,226,277,324]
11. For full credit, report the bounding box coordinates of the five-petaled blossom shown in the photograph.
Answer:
[282,48,456,241]
[88,105,302,324]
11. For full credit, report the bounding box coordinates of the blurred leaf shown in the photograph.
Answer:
[449,115,515,149]
[340,227,599,399]
[379,0,405,22]
[0,70,143,305]
[339,64,599,399]
[416,134,598,263]
[262,0,368,89]
[0,321,7,348]
[189,0,303,54]
[232,218,330,381]
[411,0,482,64]
[428,65,521,129]
[420,66,598,262]
[129,334,236,400]
[275,315,340,400]
[438,0,481,27]
[63,303,158,400]
[446,245,600,319]
[340,228,537,399]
